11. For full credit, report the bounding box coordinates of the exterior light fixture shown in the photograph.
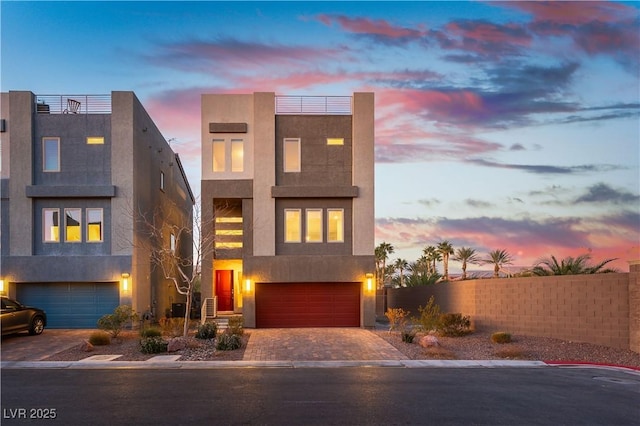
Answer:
[245,279,251,293]
[365,273,374,292]
[122,273,130,291]
[0,278,4,294]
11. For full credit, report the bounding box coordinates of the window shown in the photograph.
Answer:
[327,209,344,242]
[327,138,344,146]
[305,209,323,243]
[212,139,225,172]
[43,137,60,172]
[284,209,301,242]
[87,209,103,242]
[65,209,81,242]
[160,171,165,191]
[284,138,301,172]
[231,139,244,172]
[43,209,60,242]
[170,233,176,253]
[86,137,104,145]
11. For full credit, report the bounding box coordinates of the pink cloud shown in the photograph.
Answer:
[317,14,427,39]
[508,1,635,26]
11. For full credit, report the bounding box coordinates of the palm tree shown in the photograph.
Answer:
[422,246,441,274]
[375,242,394,288]
[483,249,514,278]
[393,258,409,287]
[531,254,618,276]
[453,247,480,280]
[437,240,454,281]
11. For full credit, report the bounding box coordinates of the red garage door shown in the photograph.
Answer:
[256,282,360,328]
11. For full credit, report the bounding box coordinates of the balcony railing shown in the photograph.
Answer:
[275,96,352,115]
[35,94,111,114]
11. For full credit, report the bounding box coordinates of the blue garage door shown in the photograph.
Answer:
[16,283,119,328]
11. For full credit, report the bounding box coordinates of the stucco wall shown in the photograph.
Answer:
[386,272,637,352]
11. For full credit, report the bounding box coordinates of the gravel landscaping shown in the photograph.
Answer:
[43,328,640,368]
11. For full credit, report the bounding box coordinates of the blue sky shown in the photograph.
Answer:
[2,1,639,272]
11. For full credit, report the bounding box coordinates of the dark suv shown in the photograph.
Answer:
[1,296,47,336]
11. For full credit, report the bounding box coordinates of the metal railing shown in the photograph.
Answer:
[35,94,111,114]
[275,96,352,115]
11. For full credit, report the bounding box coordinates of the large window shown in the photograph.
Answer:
[231,139,244,172]
[87,209,103,242]
[212,139,225,172]
[43,137,60,172]
[327,209,344,242]
[283,138,301,172]
[284,209,301,243]
[305,209,323,243]
[43,209,60,242]
[65,209,82,242]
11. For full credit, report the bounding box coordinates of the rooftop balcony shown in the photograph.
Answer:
[275,95,352,115]
[35,94,111,114]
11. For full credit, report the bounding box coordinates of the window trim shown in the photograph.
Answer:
[64,208,82,243]
[284,208,302,243]
[86,208,104,243]
[42,137,60,172]
[327,208,345,243]
[305,208,323,243]
[283,138,301,173]
[43,208,60,243]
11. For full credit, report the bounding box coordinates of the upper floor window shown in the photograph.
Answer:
[87,208,103,242]
[212,138,244,173]
[231,139,244,172]
[327,209,344,242]
[170,233,176,253]
[160,171,165,191]
[284,209,301,243]
[86,136,104,145]
[212,139,225,172]
[305,209,323,243]
[283,138,301,172]
[65,208,82,242]
[327,138,344,146]
[43,137,60,172]
[43,209,60,242]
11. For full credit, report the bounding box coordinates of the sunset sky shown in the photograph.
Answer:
[2,1,639,272]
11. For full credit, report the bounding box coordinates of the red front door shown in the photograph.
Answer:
[215,270,234,311]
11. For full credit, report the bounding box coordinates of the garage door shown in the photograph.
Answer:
[256,282,360,328]
[16,283,119,329]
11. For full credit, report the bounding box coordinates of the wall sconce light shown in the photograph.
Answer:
[0,278,5,294]
[245,279,251,293]
[122,273,130,291]
[365,273,374,292]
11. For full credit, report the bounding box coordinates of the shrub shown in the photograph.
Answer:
[491,332,512,344]
[88,330,111,346]
[195,322,218,340]
[159,317,185,337]
[401,330,417,343]
[413,296,441,333]
[140,336,168,354]
[228,316,244,336]
[494,346,528,359]
[140,327,162,338]
[97,305,138,338]
[385,308,410,333]
[216,332,242,351]
[436,313,471,337]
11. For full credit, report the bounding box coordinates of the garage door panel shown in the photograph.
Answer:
[256,282,360,328]
[16,283,119,329]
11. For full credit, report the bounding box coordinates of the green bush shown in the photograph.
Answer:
[491,332,512,344]
[88,330,111,346]
[97,305,138,338]
[216,333,242,351]
[140,336,168,354]
[195,322,217,340]
[413,296,441,333]
[140,327,162,338]
[228,316,244,336]
[436,313,471,337]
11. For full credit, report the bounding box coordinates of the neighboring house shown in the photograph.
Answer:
[0,91,194,328]
[201,93,376,328]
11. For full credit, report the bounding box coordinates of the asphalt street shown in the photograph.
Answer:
[2,366,639,425]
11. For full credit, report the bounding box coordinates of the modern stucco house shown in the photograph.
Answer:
[0,91,194,328]
[201,92,376,328]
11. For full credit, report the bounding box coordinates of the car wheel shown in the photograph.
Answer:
[29,316,45,335]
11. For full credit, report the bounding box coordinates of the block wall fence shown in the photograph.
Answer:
[382,261,640,353]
